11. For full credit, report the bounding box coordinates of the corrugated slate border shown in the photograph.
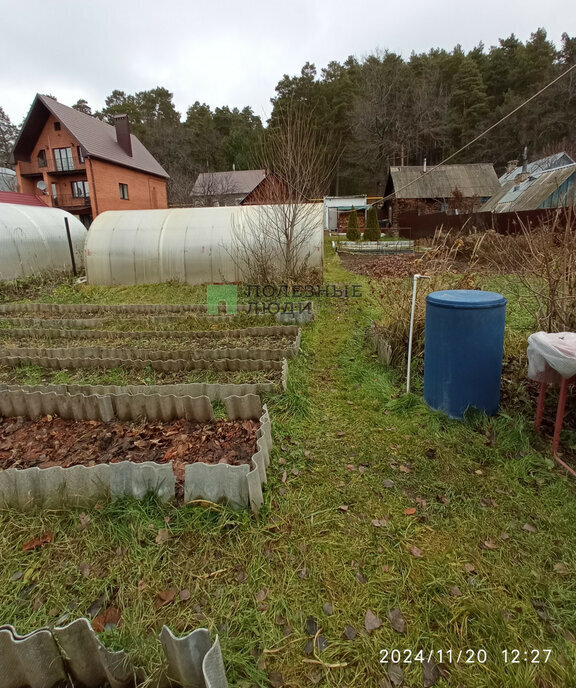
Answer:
[367,321,393,364]
[0,352,285,374]
[0,301,314,316]
[0,395,271,512]
[0,330,301,362]
[0,620,228,688]
[0,372,287,400]
[2,324,299,339]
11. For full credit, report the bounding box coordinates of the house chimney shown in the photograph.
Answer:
[506,159,518,175]
[522,146,528,174]
[114,115,132,157]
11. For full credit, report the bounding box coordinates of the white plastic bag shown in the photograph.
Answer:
[527,332,576,384]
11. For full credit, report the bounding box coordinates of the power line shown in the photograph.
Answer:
[380,61,576,204]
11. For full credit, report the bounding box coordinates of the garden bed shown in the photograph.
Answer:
[0,394,272,511]
[0,416,258,478]
[0,363,286,388]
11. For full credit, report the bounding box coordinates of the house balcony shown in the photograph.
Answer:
[52,194,92,212]
[18,152,86,177]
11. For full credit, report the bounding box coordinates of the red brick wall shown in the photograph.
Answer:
[88,158,167,214]
[16,112,167,215]
[16,113,87,205]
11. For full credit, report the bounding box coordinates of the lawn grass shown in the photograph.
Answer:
[1,245,576,687]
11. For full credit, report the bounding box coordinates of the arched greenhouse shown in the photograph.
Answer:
[0,204,86,281]
[85,205,324,285]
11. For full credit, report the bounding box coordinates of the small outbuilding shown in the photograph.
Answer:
[0,204,86,280]
[85,205,324,285]
[383,164,500,225]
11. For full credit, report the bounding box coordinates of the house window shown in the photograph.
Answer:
[77,146,85,164]
[37,150,47,167]
[71,181,89,198]
[54,122,61,131]
[119,183,129,200]
[51,183,57,201]
[54,147,74,171]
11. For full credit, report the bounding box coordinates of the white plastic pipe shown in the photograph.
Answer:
[406,274,430,393]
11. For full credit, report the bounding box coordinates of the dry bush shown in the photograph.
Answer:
[374,270,478,369]
[488,211,576,332]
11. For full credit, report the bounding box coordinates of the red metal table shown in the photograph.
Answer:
[535,372,576,475]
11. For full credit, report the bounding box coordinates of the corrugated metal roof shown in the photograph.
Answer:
[13,95,169,179]
[480,165,576,213]
[389,164,500,199]
[0,191,47,206]
[499,152,575,184]
[192,170,266,196]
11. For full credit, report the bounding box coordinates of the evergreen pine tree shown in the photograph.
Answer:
[346,206,360,241]
[364,206,380,241]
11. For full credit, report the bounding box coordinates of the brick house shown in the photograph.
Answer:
[12,94,169,227]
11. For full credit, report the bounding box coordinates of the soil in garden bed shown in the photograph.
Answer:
[338,253,421,279]
[0,314,279,331]
[0,416,259,480]
[0,365,282,387]
[0,332,295,350]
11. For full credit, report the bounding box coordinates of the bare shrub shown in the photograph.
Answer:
[229,104,337,284]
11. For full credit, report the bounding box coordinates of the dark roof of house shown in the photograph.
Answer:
[388,164,500,199]
[0,191,48,206]
[12,95,169,179]
[480,164,576,213]
[191,170,267,197]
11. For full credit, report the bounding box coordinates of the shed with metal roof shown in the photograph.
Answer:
[385,164,500,200]
[480,164,576,213]
[0,204,86,280]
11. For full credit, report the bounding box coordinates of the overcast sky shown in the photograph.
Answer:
[1,0,574,125]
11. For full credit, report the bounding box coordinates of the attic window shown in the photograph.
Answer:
[54,122,61,131]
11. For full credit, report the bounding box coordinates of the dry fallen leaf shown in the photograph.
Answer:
[388,662,404,686]
[255,588,269,603]
[179,589,191,601]
[523,523,537,533]
[365,609,382,632]
[78,562,91,577]
[423,659,441,687]
[337,505,349,512]
[464,563,476,574]
[268,671,285,688]
[343,624,356,640]
[155,528,171,544]
[482,539,499,550]
[554,562,569,574]
[388,608,407,634]
[22,532,53,551]
[372,518,388,527]
[153,587,178,610]
[404,507,417,516]
[92,606,121,632]
[409,545,423,558]
[449,585,462,597]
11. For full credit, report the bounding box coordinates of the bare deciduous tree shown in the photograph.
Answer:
[230,104,337,284]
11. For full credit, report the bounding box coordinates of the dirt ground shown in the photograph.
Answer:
[338,253,422,278]
[0,416,259,480]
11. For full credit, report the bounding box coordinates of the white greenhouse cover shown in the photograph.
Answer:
[85,205,324,285]
[0,204,86,281]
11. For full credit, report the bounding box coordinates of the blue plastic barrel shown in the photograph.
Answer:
[423,290,507,418]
